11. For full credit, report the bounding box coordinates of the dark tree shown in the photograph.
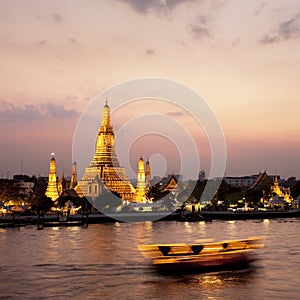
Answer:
[291,181,300,199]
[146,182,169,201]
[57,195,70,208]
[30,195,53,214]
[244,189,263,206]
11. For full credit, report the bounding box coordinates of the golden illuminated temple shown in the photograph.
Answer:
[45,153,59,201]
[135,157,147,202]
[77,100,136,200]
[271,176,293,203]
[134,157,152,202]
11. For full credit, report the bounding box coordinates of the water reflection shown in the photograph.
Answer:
[221,220,237,239]
[184,221,193,234]
[187,269,256,287]
[198,221,207,236]
[1,220,300,299]
[45,228,61,261]
[139,267,258,300]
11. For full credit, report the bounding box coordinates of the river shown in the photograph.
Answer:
[1,218,300,299]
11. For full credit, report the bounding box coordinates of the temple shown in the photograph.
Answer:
[77,100,135,200]
[45,153,59,201]
[145,160,151,187]
[70,162,78,189]
[57,170,67,195]
[163,174,179,193]
[135,157,147,202]
[270,176,293,203]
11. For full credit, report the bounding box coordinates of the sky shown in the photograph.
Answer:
[1,0,300,180]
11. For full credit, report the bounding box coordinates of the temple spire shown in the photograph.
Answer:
[77,99,135,201]
[135,157,147,203]
[70,162,78,189]
[102,99,110,126]
[45,153,59,201]
[58,169,67,195]
[145,159,151,187]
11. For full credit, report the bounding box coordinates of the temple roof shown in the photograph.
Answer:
[163,174,178,192]
[249,171,272,190]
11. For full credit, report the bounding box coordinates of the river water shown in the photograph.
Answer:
[1,218,300,299]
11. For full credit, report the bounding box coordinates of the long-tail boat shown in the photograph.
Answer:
[139,236,265,274]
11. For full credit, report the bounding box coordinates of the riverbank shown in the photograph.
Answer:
[0,211,180,228]
[201,208,300,220]
[1,208,300,228]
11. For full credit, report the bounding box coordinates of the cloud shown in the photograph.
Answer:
[0,100,79,121]
[188,13,212,40]
[35,12,63,24]
[43,103,79,118]
[52,13,62,23]
[210,0,227,10]
[0,100,43,121]
[188,24,211,39]
[259,35,280,44]
[279,17,300,39]
[254,2,266,16]
[115,0,198,14]
[259,13,300,44]
[146,49,155,54]
[231,38,240,47]
[177,39,187,47]
[66,95,78,101]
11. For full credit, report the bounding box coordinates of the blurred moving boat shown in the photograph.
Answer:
[139,236,265,274]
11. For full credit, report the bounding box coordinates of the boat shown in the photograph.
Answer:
[139,236,265,274]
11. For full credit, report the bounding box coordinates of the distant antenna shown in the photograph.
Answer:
[21,160,24,174]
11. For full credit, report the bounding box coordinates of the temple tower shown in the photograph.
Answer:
[57,170,67,195]
[135,157,147,203]
[145,160,151,187]
[271,176,293,203]
[77,100,135,200]
[70,162,78,189]
[45,153,59,201]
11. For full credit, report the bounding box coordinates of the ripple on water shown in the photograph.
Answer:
[1,220,300,299]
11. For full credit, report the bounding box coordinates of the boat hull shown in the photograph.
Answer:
[139,236,265,274]
[153,249,257,274]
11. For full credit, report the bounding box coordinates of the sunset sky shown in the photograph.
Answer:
[1,0,300,180]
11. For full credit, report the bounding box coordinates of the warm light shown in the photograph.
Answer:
[77,100,135,201]
[45,153,59,201]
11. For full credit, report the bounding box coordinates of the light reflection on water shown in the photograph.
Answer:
[1,218,300,299]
